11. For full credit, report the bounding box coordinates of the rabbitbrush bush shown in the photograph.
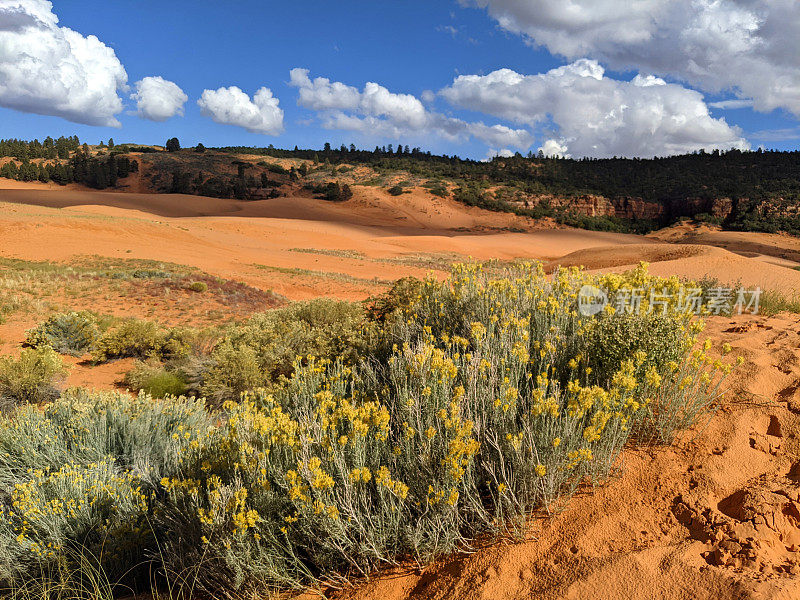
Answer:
[0,262,739,597]
[0,390,212,586]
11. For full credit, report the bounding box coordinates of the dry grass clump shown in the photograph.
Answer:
[0,263,738,598]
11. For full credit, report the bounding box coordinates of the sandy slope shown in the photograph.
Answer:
[0,185,650,300]
[0,185,532,230]
[550,243,800,294]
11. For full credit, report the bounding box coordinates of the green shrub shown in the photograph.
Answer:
[92,320,164,362]
[25,311,99,356]
[0,347,67,406]
[188,281,208,293]
[200,299,374,404]
[312,181,353,202]
[125,360,188,397]
[92,320,191,363]
[266,163,287,174]
[365,276,424,322]
[423,180,449,198]
[200,341,265,406]
[584,313,686,385]
[387,184,405,196]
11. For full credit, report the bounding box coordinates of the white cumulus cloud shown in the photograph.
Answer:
[538,139,570,158]
[131,76,187,122]
[463,0,800,116]
[197,86,284,135]
[0,0,128,126]
[483,147,515,161]
[288,68,533,150]
[440,59,749,158]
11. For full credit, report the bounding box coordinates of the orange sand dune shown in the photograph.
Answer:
[2,182,800,599]
[0,185,648,300]
[0,185,532,231]
[651,222,800,266]
[551,243,800,294]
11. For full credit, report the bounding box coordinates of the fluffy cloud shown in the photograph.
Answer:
[440,59,748,158]
[289,68,533,150]
[0,0,128,126]
[538,139,569,158]
[197,86,284,135]
[483,147,515,161]
[463,0,800,116]
[131,76,188,122]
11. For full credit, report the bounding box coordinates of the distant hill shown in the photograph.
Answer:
[3,137,800,235]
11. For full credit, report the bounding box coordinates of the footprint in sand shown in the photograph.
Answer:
[749,415,783,455]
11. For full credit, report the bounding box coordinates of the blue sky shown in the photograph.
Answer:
[1,0,799,159]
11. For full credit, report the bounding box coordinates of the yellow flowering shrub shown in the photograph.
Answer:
[0,262,736,597]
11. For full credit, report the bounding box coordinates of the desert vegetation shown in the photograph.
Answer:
[0,262,740,598]
[0,257,283,332]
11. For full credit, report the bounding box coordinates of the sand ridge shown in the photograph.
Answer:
[550,243,800,294]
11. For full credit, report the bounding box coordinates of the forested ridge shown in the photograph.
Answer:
[221,142,800,205]
[0,137,137,189]
[217,142,800,233]
[3,136,800,233]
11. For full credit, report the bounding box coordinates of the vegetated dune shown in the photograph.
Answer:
[303,313,800,600]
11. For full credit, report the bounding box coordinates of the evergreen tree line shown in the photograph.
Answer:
[215,143,800,207]
[0,136,81,160]
[1,145,138,190]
